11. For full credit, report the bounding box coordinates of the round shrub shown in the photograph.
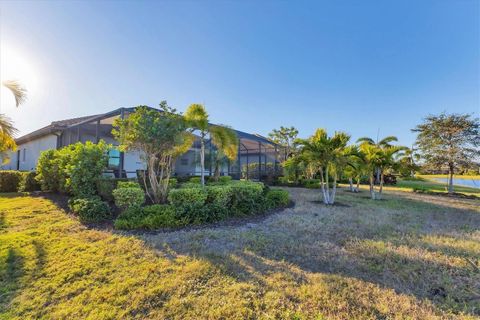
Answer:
[112,187,145,210]
[0,171,23,192]
[230,181,265,215]
[117,181,141,189]
[69,197,111,223]
[168,187,208,207]
[18,171,41,192]
[188,176,202,184]
[206,185,233,207]
[265,189,290,209]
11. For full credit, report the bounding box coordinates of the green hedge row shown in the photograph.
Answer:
[115,181,290,230]
[0,171,41,193]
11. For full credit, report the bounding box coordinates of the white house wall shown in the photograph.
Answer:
[1,134,57,171]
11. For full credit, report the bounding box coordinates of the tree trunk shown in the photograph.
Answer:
[330,173,337,204]
[319,167,328,205]
[348,177,354,192]
[355,177,360,193]
[325,166,331,204]
[213,157,220,182]
[200,134,205,186]
[378,172,384,200]
[448,164,454,194]
[369,174,376,200]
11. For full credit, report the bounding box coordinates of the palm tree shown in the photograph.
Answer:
[297,129,351,205]
[185,104,239,186]
[356,135,398,185]
[0,80,26,163]
[209,125,238,181]
[359,142,405,199]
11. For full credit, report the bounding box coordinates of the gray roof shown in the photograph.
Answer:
[15,114,102,145]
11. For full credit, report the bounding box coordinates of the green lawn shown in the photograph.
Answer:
[394,179,480,196]
[1,190,479,319]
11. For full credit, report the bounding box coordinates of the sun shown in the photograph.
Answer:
[0,42,40,109]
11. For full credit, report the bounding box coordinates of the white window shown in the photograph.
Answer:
[23,149,26,162]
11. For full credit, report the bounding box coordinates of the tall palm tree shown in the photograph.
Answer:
[297,129,351,205]
[185,104,239,186]
[209,125,238,181]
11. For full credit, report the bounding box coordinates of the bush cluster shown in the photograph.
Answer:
[112,182,145,209]
[0,171,24,192]
[114,204,182,230]
[36,141,109,197]
[95,178,133,201]
[0,171,42,192]
[69,196,111,223]
[114,180,290,230]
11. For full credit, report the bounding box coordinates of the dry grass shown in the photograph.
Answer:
[1,189,479,319]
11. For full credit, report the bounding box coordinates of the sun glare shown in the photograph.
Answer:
[0,43,39,109]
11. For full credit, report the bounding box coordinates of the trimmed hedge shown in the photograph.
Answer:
[117,181,141,189]
[114,180,290,230]
[18,171,41,192]
[95,178,137,201]
[0,171,23,192]
[69,197,111,223]
[265,189,289,209]
[114,204,182,230]
[230,181,265,215]
[112,187,145,210]
[0,171,42,193]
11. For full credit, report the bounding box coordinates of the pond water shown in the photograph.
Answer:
[432,178,480,189]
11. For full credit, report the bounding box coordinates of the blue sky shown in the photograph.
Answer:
[0,0,478,146]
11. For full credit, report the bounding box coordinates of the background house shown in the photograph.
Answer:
[2,107,284,180]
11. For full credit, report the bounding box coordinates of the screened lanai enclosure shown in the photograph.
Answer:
[58,107,285,181]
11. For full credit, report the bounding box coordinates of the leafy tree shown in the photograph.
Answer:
[112,103,194,203]
[412,112,480,193]
[268,126,299,160]
[209,125,238,181]
[396,147,421,177]
[297,129,351,205]
[185,104,239,186]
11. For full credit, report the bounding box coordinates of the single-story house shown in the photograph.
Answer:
[1,107,284,180]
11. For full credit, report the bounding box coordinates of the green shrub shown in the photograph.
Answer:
[117,181,141,189]
[189,176,202,184]
[230,181,265,215]
[303,179,321,189]
[0,170,23,192]
[36,149,63,192]
[206,185,233,207]
[96,178,136,201]
[112,187,145,210]
[18,171,41,192]
[69,197,111,223]
[168,178,178,189]
[36,141,109,196]
[180,182,202,189]
[114,204,183,230]
[168,187,208,207]
[265,189,290,209]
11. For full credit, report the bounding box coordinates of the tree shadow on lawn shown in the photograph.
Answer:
[139,189,480,316]
[0,248,25,314]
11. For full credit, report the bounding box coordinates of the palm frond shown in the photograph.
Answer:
[2,80,27,107]
[0,114,19,137]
